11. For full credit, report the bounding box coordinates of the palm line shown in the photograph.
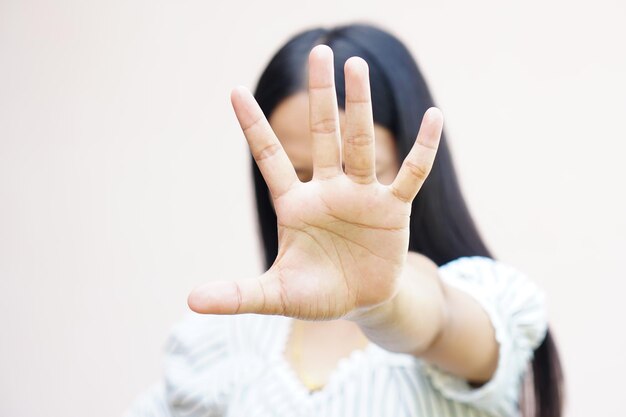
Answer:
[279,220,391,264]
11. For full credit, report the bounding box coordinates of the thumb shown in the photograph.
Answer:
[187,272,284,315]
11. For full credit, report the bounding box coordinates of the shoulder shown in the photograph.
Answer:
[439,255,534,286]
[438,256,547,329]
[165,312,287,359]
[162,312,287,415]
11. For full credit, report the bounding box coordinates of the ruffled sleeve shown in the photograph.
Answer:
[123,313,234,417]
[421,256,548,417]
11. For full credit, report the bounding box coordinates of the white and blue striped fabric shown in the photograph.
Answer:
[124,256,547,417]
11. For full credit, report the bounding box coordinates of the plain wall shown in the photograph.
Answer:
[1,1,624,416]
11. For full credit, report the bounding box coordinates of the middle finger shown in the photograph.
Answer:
[308,45,343,180]
[343,56,376,184]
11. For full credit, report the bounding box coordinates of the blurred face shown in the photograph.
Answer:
[269,91,399,185]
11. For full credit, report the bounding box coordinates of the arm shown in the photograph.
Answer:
[347,251,499,384]
[187,45,508,388]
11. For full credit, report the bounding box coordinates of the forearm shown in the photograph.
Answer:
[349,252,499,384]
[348,252,447,354]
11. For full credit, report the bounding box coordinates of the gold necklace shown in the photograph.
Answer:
[290,319,326,392]
[289,319,370,392]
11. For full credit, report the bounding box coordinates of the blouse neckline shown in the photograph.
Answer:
[269,316,413,406]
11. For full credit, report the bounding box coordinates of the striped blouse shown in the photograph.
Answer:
[124,256,548,417]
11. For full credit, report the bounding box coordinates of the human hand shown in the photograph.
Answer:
[188,44,443,320]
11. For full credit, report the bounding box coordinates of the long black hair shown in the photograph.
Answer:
[251,23,564,417]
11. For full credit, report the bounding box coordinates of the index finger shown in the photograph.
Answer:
[231,86,299,199]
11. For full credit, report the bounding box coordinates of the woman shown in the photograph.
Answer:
[125,23,563,417]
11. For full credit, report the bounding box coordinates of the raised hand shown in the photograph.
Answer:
[188,45,443,321]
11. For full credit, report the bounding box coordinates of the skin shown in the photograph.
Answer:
[271,91,400,186]
[188,45,499,387]
[269,91,400,387]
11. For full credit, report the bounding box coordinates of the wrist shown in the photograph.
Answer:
[344,262,409,327]
[346,253,449,355]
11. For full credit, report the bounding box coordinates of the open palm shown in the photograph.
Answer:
[188,45,443,320]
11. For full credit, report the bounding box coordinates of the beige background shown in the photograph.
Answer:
[1,1,624,416]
